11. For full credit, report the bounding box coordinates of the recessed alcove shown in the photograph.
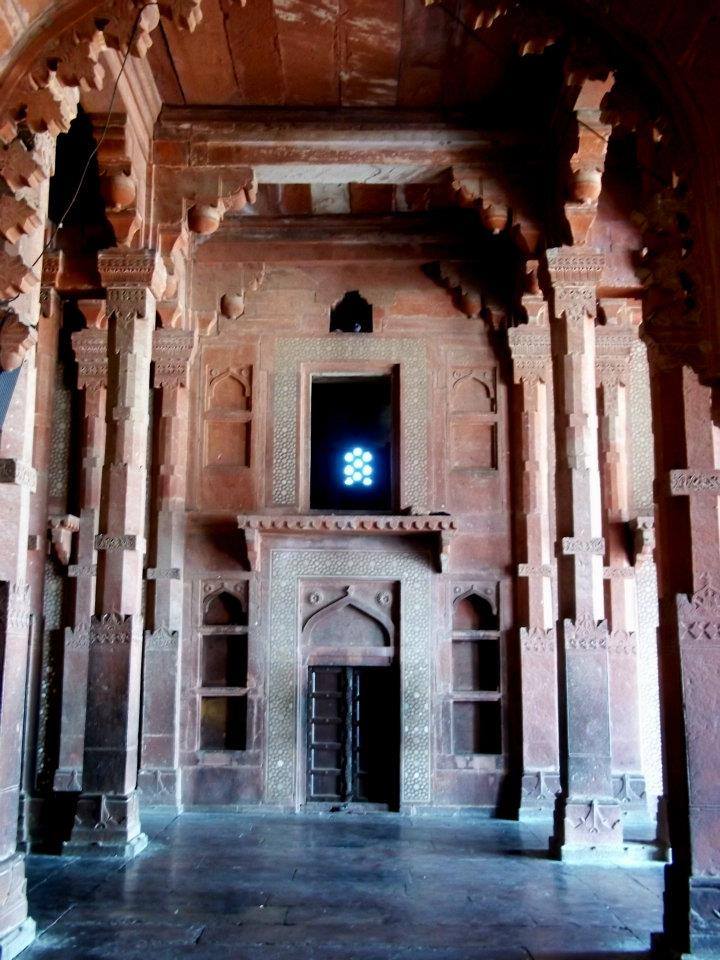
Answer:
[330,291,372,332]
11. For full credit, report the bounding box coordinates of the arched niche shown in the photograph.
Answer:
[451,373,495,414]
[208,369,251,411]
[452,590,498,632]
[203,589,247,626]
[330,291,373,333]
[303,593,394,650]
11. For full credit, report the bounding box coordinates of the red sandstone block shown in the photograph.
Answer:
[153,140,189,165]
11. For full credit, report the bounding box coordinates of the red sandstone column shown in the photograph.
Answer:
[137,327,194,808]
[595,301,647,810]
[508,288,561,816]
[547,246,623,860]
[19,280,61,849]
[66,250,165,857]
[53,300,107,795]
[0,331,38,955]
[651,360,720,956]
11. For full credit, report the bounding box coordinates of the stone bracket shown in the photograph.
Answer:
[48,514,80,566]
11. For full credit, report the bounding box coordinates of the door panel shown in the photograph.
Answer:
[307,665,399,808]
[307,666,346,801]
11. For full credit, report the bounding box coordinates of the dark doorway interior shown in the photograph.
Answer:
[310,375,394,512]
[307,665,400,809]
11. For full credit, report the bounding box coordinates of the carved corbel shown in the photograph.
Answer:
[48,514,80,565]
[0,312,38,370]
[564,75,614,244]
[186,173,257,236]
[630,516,655,565]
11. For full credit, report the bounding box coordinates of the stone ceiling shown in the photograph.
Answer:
[147,0,522,110]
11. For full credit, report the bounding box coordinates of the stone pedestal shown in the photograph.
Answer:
[546,247,623,860]
[67,249,164,856]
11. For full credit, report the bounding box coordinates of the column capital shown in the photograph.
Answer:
[152,328,197,388]
[545,246,605,285]
[71,327,107,391]
[98,248,166,299]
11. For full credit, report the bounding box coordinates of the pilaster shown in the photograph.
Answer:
[53,300,107,794]
[651,359,720,957]
[138,326,194,808]
[508,289,560,817]
[66,248,165,857]
[547,246,623,860]
[596,300,647,812]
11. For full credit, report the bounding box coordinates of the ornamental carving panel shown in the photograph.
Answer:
[266,550,431,805]
[677,578,720,644]
[272,338,428,507]
[563,614,609,650]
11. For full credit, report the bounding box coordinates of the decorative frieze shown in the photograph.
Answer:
[146,567,181,580]
[0,458,37,492]
[517,563,554,578]
[669,469,720,494]
[152,328,196,388]
[677,578,720,645]
[94,533,139,551]
[520,626,557,653]
[238,514,457,534]
[98,249,167,298]
[68,564,97,578]
[603,566,635,580]
[561,536,605,556]
[144,627,179,651]
[563,614,609,650]
[71,327,108,390]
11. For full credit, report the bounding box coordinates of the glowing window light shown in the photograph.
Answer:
[341,446,374,488]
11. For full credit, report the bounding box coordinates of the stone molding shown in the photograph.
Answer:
[0,457,37,491]
[68,564,97,578]
[546,247,605,285]
[65,613,138,648]
[238,514,457,533]
[520,625,557,653]
[517,563,554,578]
[146,567,181,580]
[144,627,179,651]
[561,536,604,556]
[98,249,167,298]
[677,578,720,645]
[94,533,138,551]
[669,469,720,494]
[603,566,635,580]
[563,614,610,650]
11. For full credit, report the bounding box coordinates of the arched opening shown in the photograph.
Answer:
[329,291,373,333]
[452,593,498,632]
[203,590,247,627]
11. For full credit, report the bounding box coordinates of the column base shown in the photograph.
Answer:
[612,771,649,813]
[0,919,36,960]
[137,767,182,811]
[64,792,147,859]
[550,795,625,863]
[519,770,561,820]
[655,873,720,959]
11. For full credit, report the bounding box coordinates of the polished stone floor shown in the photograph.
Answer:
[21,810,664,960]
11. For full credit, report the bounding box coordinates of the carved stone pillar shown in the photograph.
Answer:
[508,291,560,816]
[18,279,61,849]
[596,301,647,811]
[66,250,165,857]
[651,359,720,957]
[54,301,107,795]
[547,247,623,860]
[0,341,38,956]
[137,327,194,808]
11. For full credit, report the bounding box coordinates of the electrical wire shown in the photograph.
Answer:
[4,2,159,307]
